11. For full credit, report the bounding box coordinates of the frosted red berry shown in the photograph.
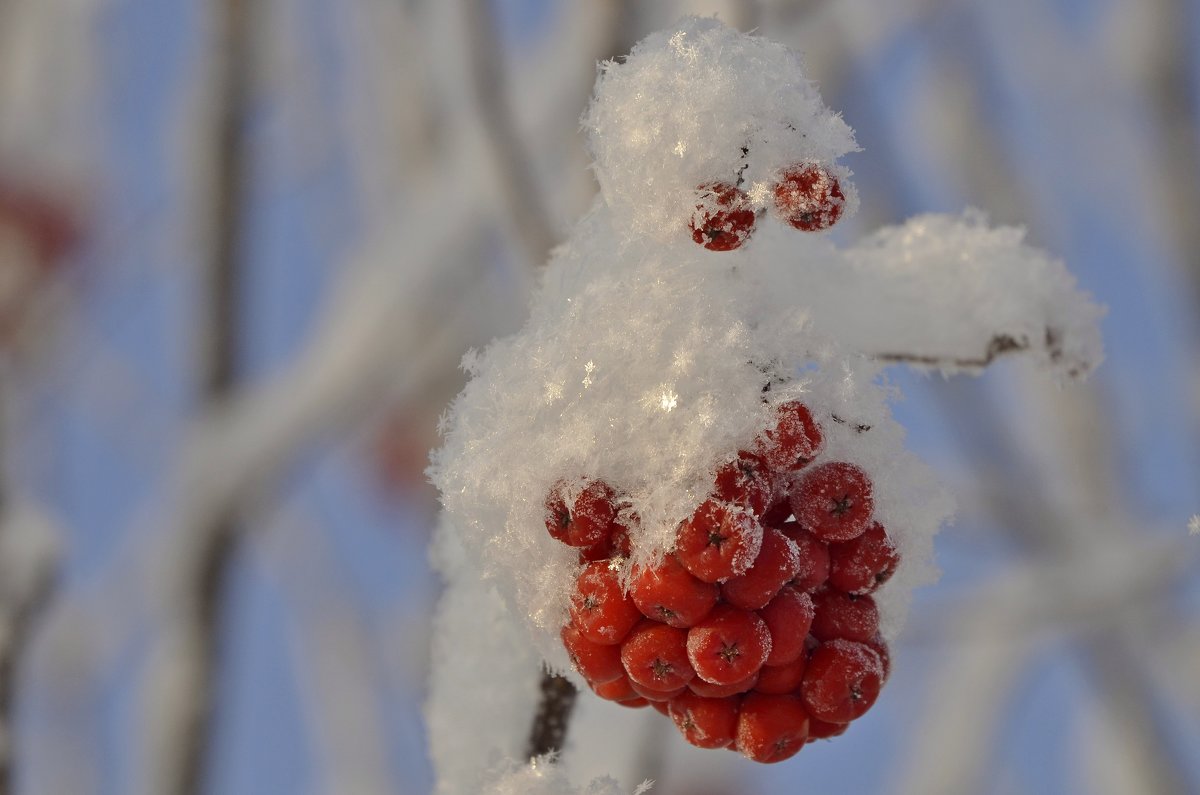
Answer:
[592,675,638,702]
[735,692,810,763]
[755,655,809,695]
[569,561,643,645]
[773,163,846,232]
[668,692,741,749]
[630,680,689,702]
[689,183,756,251]
[676,500,763,584]
[621,620,696,691]
[828,521,900,594]
[544,485,572,543]
[800,639,883,723]
[790,462,874,542]
[629,554,719,627]
[722,526,801,611]
[807,716,849,741]
[755,401,824,473]
[810,589,880,643]
[779,521,831,593]
[712,451,774,515]
[758,586,814,665]
[561,623,625,684]
[687,604,772,685]
[569,480,619,547]
[688,671,759,698]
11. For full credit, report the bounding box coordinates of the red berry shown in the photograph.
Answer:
[735,692,810,763]
[756,655,809,695]
[629,680,689,702]
[828,522,900,594]
[591,675,637,702]
[0,180,80,267]
[865,633,892,683]
[688,671,759,698]
[618,697,649,709]
[687,604,772,685]
[755,401,824,473]
[722,526,801,610]
[629,555,719,627]
[668,692,741,749]
[569,561,643,645]
[621,621,696,691]
[676,500,763,584]
[570,480,619,547]
[807,716,849,741]
[577,516,635,563]
[790,462,874,542]
[779,521,831,592]
[800,639,883,723]
[689,183,756,251]
[561,623,624,684]
[712,451,774,515]
[544,485,572,543]
[758,586,814,665]
[650,700,670,716]
[773,163,846,232]
[810,590,880,643]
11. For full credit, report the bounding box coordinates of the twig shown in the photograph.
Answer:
[0,512,57,795]
[525,671,578,760]
[169,0,253,791]
[462,0,558,266]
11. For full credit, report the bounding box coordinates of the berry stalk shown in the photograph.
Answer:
[526,670,579,759]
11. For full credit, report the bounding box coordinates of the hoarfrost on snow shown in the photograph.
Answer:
[1189,515,1199,536]
[426,15,1103,791]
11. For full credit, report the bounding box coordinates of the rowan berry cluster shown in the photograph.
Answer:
[688,163,847,252]
[546,401,900,763]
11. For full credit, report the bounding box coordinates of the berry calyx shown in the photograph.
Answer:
[569,561,643,645]
[790,462,875,542]
[676,500,763,584]
[800,639,883,723]
[757,586,814,665]
[621,621,696,691]
[686,604,772,685]
[667,692,741,749]
[828,521,900,594]
[735,692,810,763]
[722,526,801,610]
[689,183,756,252]
[755,401,824,473]
[629,554,719,627]
[810,589,880,643]
[773,163,846,232]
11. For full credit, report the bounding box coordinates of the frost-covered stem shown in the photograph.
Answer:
[0,551,56,795]
[170,0,253,791]
[462,0,557,265]
[526,671,577,760]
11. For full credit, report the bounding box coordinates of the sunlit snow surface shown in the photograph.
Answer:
[427,17,1102,794]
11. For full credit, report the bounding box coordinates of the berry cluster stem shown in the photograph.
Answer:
[526,670,578,759]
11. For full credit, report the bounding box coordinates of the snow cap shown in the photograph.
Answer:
[583,16,858,242]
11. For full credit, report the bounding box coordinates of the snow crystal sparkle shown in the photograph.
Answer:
[427,15,1102,789]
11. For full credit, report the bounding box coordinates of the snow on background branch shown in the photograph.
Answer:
[0,1,1195,795]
